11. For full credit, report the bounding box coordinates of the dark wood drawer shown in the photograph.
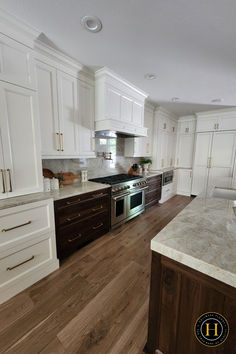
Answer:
[56,197,110,228]
[145,189,162,207]
[54,188,111,211]
[146,175,162,185]
[56,211,109,259]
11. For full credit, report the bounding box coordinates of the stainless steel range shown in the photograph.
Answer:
[89,174,147,228]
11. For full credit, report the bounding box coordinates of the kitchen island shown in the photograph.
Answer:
[145,178,236,354]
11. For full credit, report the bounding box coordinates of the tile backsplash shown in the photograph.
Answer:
[42,137,139,178]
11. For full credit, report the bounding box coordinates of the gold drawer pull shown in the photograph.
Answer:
[66,213,81,222]
[92,222,103,230]
[66,198,80,205]
[2,220,31,232]
[6,255,34,271]
[92,205,103,212]
[60,133,64,151]
[7,169,12,192]
[68,234,82,243]
[56,133,61,151]
[0,169,6,193]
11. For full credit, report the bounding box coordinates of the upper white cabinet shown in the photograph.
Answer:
[196,109,236,132]
[95,68,148,136]
[176,116,196,168]
[0,82,42,199]
[35,43,96,159]
[78,80,95,157]
[151,107,178,170]
[124,102,154,157]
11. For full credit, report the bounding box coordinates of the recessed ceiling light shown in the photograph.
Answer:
[171,97,180,102]
[81,16,102,33]
[211,98,223,103]
[145,73,157,80]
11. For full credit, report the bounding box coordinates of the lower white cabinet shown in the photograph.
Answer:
[0,82,43,199]
[0,199,59,304]
[177,169,192,196]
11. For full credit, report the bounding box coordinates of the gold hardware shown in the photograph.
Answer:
[92,205,103,212]
[172,127,175,132]
[0,169,6,193]
[217,123,219,130]
[2,220,31,232]
[56,133,60,151]
[163,123,166,129]
[146,143,150,153]
[92,222,103,230]
[161,159,164,167]
[6,255,34,271]
[66,214,81,222]
[185,127,189,133]
[68,234,82,243]
[6,169,12,192]
[207,157,211,168]
[209,157,212,168]
[170,158,173,166]
[66,198,81,205]
[60,133,64,151]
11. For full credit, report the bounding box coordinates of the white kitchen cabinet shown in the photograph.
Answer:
[151,107,178,171]
[124,103,154,157]
[57,71,78,157]
[0,199,59,304]
[0,82,42,199]
[36,61,60,157]
[78,80,96,157]
[176,134,195,168]
[177,169,192,196]
[196,109,236,132]
[192,131,236,195]
[0,33,36,89]
[95,68,148,136]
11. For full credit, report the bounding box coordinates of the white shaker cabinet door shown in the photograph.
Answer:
[0,34,36,89]
[36,61,60,157]
[132,101,143,126]
[191,132,212,195]
[57,71,79,156]
[177,169,192,196]
[177,134,195,168]
[78,80,96,157]
[0,131,7,199]
[0,82,42,197]
[208,131,236,186]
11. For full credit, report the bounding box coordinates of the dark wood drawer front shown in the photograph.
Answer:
[56,212,109,259]
[56,197,110,228]
[147,175,162,185]
[146,190,161,205]
[55,188,110,211]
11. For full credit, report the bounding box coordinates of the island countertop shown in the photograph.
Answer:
[151,177,236,288]
[0,182,111,211]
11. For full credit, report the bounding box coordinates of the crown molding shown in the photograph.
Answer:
[178,114,196,121]
[154,106,178,121]
[0,7,40,47]
[196,107,236,118]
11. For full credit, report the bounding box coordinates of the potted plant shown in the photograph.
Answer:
[140,157,152,173]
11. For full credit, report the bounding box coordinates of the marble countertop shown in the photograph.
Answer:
[151,177,236,288]
[142,172,162,178]
[0,182,111,210]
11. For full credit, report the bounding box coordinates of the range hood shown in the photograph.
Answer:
[94,67,148,138]
[95,130,138,139]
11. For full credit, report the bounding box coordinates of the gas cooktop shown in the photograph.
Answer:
[89,174,143,185]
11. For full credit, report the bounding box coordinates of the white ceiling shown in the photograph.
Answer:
[0,0,236,116]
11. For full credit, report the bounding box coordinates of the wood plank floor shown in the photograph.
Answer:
[0,195,193,354]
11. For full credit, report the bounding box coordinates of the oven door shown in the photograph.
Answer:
[127,189,145,217]
[111,193,129,226]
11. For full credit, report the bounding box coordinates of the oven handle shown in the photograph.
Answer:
[112,192,130,201]
[128,186,148,195]
[136,186,148,191]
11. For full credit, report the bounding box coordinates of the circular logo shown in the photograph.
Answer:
[194,312,229,347]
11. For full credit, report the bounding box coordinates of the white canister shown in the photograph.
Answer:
[81,170,88,183]
[53,178,59,190]
[43,178,51,192]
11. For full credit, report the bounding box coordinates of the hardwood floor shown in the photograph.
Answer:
[0,195,193,354]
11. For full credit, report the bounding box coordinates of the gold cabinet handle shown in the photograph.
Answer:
[0,169,6,193]
[65,198,81,205]
[60,133,64,151]
[6,255,34,271]
[56,133,61,151]
[6,169,12,192]
[92,193,106,198]
[163,123,166,129]
[92,205,103,212]
[92,222,103,230]
[2,220,31,232]
[68,233,82,243]
[66,213,81,222]
[161,159,164,167]
[207,157,211,168]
